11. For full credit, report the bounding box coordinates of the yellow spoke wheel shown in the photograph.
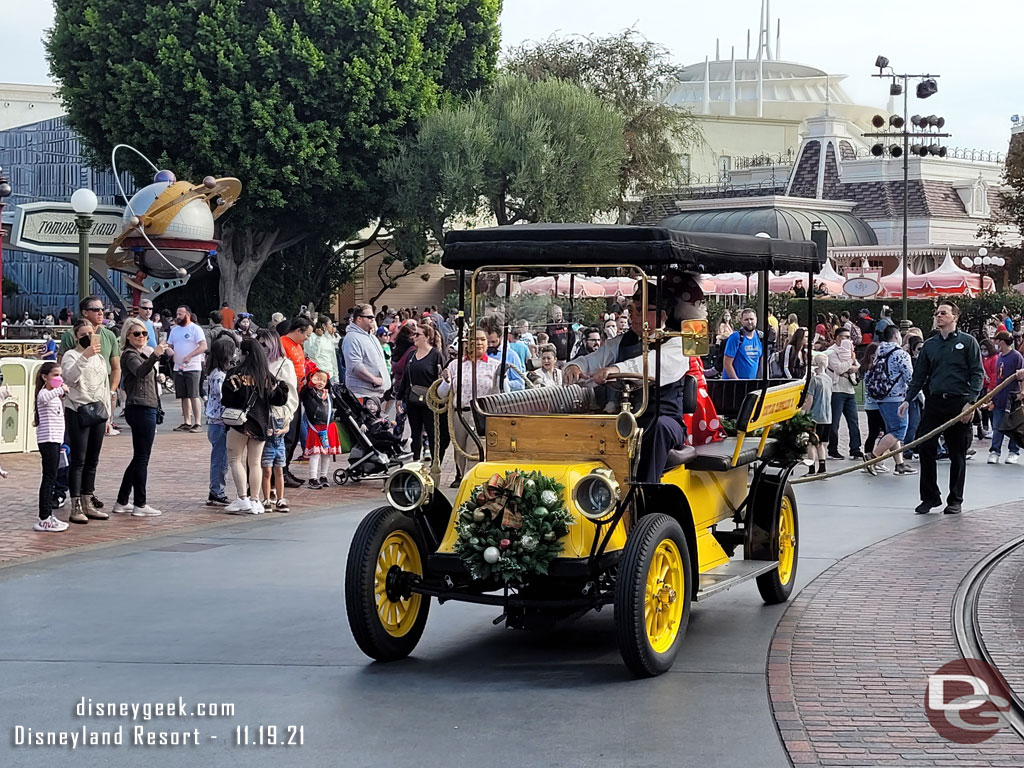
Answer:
[375,531,424,637]
[615,514,692,678]
[754,485,799,605]
[346,506,431,662]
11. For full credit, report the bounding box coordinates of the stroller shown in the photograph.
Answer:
[330,381,409,484]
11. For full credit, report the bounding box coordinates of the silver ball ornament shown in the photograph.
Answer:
[203,176,217,189]
[540,490,558,507]
[483,546,501,564]
[543,531,556,541]
[521,534,538,551]
[533,506,549,518]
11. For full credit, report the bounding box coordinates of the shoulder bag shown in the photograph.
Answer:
[76,400,108,427]
[222,387,258,427]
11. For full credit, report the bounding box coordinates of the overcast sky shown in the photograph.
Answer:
[7,0,1020,152]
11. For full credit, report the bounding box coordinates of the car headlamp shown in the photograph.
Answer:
[385,463,433,512]
[572,468,620,520]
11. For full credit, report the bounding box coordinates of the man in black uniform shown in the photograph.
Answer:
[898,301,983,515]
[563,278,689,484]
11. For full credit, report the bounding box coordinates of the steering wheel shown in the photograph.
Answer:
[602,371,655,392]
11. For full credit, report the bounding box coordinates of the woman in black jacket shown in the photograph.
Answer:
[397,324,450,462]
[111,318,169,517]
[222,339,288,514]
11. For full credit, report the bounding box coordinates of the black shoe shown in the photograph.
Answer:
[915,500,940,515]
[308,479,322,490]
[449,477,462,488]
[90,495,104,509]
[51,495,67,509]
[206,493,229,506]
[283,471,303,489]
[806,464,817,475]
[850,452,866,460]
[828,452,845,460]
[943,504,962,515]
[319,476,328,487]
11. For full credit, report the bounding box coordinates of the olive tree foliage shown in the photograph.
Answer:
[376,75,626,278]
[504,30,702,220]
[46,0,501,310]
[978,131,1024,286]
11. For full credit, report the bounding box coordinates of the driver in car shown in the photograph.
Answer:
[563,276,689,483]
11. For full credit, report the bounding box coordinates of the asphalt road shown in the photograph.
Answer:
[2,458,1021,768]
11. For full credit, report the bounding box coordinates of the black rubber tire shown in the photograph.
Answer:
[334,469,348,486]
[614,513,692,678]
[755,485,799,605]
[345,506,430,662]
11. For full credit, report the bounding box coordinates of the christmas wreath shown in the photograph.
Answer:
[769,412,820,464]
[454,470,574,584]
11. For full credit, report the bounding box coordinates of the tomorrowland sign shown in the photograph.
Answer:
[10,201,124,257]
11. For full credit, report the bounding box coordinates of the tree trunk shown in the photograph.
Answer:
[215,224,305,311]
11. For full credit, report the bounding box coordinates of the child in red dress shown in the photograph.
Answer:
[301,368,341,489]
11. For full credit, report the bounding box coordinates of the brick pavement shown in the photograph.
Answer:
[0,428,399,567]
[977,544,1024,700]
[769,502,1024,767]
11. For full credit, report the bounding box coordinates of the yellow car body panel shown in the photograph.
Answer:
[437,461,628,558]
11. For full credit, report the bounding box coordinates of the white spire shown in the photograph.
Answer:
[824,75,831,116]
[776,19,781,60]
[757,56,764,117]
[766,0,773,60]
[757,0,765,61]
[729,46,737,116]
[703,56,711,114]
[716,38,720,61]
[746,29,751,59]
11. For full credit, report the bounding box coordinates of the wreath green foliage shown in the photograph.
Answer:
[769,412,820,464]
[454,470,574,584]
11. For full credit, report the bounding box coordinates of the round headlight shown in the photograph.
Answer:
[385,464,433,512]
[572,470,620,520]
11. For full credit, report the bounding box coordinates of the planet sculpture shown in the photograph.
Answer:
[104,146,241,292]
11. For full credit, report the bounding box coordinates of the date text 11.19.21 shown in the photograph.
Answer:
[235,725,304,746]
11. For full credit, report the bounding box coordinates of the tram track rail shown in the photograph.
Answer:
[951,534,1024,739]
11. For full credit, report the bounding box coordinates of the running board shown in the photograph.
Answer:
[695,560,778,601]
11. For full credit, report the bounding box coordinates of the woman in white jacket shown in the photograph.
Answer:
[61,319,112,524]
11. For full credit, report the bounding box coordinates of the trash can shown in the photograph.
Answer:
[1,358,45,453]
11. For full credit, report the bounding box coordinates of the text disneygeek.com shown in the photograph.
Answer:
[10,697,304,749]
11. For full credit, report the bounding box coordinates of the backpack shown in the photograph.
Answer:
[768,350,785,378]
[865,348,902,400]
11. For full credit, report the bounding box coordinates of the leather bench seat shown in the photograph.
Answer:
[664,436,777,473]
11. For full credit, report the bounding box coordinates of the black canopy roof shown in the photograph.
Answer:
[442,223,823,274]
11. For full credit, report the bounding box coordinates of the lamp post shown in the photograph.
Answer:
[0,166,11,326]
[70,188,98,304]
[866,58,948,331]
[961,247,1004,295]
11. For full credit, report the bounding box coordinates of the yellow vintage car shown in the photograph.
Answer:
[345,223,825,677]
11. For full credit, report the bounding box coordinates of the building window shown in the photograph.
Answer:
[680,154,691,181]
[718,155,732,180]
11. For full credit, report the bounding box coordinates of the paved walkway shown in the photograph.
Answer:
[769,501,1024,767]
[0,427,395,567]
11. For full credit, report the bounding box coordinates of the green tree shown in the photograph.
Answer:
[504,30,702,220]
[979,130,1024,286]
[381,74,625,269]
[47,0,501,311]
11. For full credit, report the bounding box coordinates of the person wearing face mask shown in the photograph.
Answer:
[41,330,58,361]
[33,362,70,532]
[825,328,865,461]
[563,277,688,484]
[483,319,525,391]
[60,319,112,524]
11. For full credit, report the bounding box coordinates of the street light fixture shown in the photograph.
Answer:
[867,58,949,330]
[70,188,98,304]
[962,247,1005,294]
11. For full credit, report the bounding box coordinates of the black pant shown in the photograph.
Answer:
[637,416,686,484]
[118,404,158,506]
[65,407,105,498]
[38,442,61,520]
[864,409,885,454]
[917,397,973,507]
[284,402,303,471]
[405,401,450,461]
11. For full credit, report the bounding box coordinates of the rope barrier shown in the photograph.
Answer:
[791,373,1023,484]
